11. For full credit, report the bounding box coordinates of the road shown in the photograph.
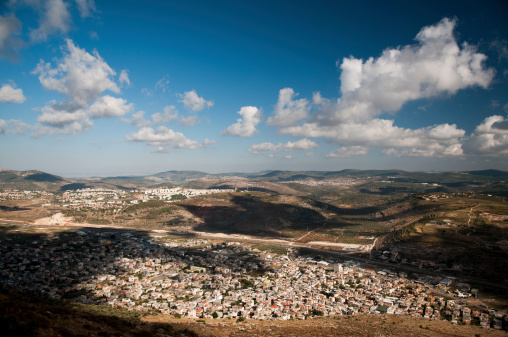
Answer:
[4,218,507,292]
[189,231,508,292]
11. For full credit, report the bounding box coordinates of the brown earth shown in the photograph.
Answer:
[145,314,507,337]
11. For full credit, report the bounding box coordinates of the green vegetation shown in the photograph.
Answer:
[240,279,255,289]
[255,244,287,255]
[171,194,187,200]
[123,200,167,213]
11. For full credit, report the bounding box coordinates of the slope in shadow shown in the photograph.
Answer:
[182,195,327,238]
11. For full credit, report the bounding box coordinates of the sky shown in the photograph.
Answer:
[1,0,508,177]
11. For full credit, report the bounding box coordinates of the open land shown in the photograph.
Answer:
[1,168,508,335]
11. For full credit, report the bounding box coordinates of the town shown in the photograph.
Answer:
[0,226,506,330]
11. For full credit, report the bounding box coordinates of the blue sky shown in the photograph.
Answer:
[1,0,508,177]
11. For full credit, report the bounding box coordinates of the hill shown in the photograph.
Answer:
[0,285,505,337]
[0,170,69,191]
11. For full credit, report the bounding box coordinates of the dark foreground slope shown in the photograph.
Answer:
[1,285,506,337]
[0,285,198,337]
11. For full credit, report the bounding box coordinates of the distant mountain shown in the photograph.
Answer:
[2,168,508,192]
[466,169,508,177]
[0,170,69,191]
[152,170,209,181]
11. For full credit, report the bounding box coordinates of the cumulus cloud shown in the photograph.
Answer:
[327,17,495,124]
[31,39,131,135]
[0,83,26,103]
[326,146,368,158]
[152,105,178,125]
[126,126,213,152]
[463,115,508,155]
[179,115,200,126]
[30,0,71,42]
[123,111,151,127]
[178,89,213,112]
[123,106,179,127]
[266,88,309,127]
[0,119,31,135]
[34,96,132,136]
[222,106,262,137]
[0,14,23,59]
[32,39,119,111]
[249,138,319,155]
[269,18,494,158]
[283,120,465,157]
[87,95,133,118]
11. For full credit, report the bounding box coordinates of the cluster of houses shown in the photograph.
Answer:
[0,190,54,201]
[281,178,359,186]
[141,187,234,201]
[0,228,506,329]
[57,188,130,210]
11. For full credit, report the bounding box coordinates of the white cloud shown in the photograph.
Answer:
[87,95,133,118]
[0,119,31,135]
[463,115,508,155]
[36,104,89,128]
[155,75,170,93]
[327,17,495,124]
[284,155,292,159]
[123,111,151,127]
[326,146,368,158]
[119,69,130,88]
[35,95,133,135]
[75,0,96,18]
[126,126,212,152]
[270,18,494,159]
[34,105,93,136]
[141,88,152,97]
[30,0,71,42]
[123,106,179,127]
[179,115,200,126]
[0,119,6,134]
[31,39,130,135]
[249,138,319,155]
[152,105,178,125]
[0,14,23,59]
[33,39,120,110]
[266,88,309,127]
[0,83,26,103]
[178,89,213,112]
[222,106,262,137]
[282,120,465,157]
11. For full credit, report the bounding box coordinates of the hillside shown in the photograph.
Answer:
[0,285,505,337]
[0,170,69,191]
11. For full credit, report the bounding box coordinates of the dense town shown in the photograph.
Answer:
[0,228,506,330]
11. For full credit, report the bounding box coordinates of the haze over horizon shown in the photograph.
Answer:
[1,0,508,177]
